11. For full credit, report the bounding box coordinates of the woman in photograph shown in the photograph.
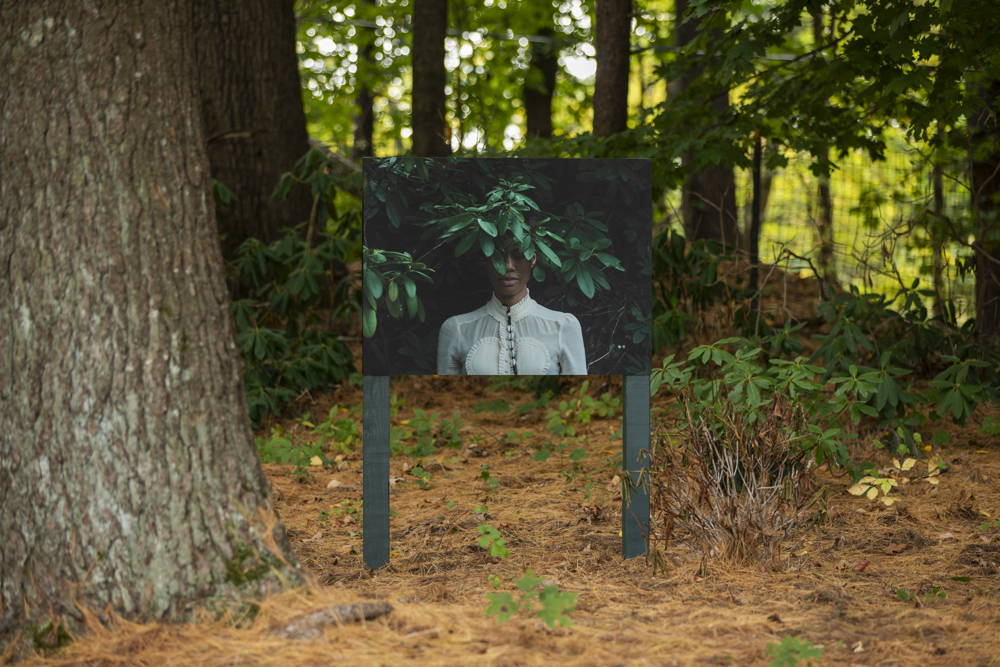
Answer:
[436,243,587,375]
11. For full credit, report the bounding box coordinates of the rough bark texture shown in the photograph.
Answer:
[675,0,739,246]
[193,0,313,265]
[593,0,631,137]
[0,0,302,638]
[970,79,1000,341]
[411,0,449,157]
[524,30,559,140]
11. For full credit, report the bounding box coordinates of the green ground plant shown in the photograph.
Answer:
[485,569,577,629]
[476,525,509,559]
[766,635,823,667]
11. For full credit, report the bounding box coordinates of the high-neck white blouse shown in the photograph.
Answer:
[436,291,587,375]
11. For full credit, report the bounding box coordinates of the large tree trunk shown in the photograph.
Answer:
[593,0,632,137]
[970,79,1000,342]
[193,0,313,265]
[675,0,739,247]
[411,0,449,157]
[0,0,302,642]
[524,29,558,141]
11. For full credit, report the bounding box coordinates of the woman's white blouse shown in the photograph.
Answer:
[437,292,587,375]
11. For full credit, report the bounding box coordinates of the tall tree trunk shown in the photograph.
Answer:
[352,0,377,161]
[675,0,739,247]
[932,161,948,319]
[411,0,449,157]
[193,0,313,265]
[524,29,558,140]
[593,0,631,137]
[813,13,836,289]
[0,0,302,641]
[970,79,1000,341]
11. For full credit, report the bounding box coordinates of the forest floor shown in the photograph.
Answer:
[14,272,1000,667]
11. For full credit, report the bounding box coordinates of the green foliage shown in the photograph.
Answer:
[392,409,464,457]
[476,524,509,559]
[767,635,824,667]
[896,587,947,603]
[255,430,327,482]
[485,569,578,629]
[362,246,435,339]
[544,380,621,440]
[232,149,358,428]
[473,399,512,415]
[408,464,433,490]
[308,405,361,453]
[480,464,500,492]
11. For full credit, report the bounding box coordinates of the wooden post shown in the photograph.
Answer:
[363,375,391,569]
[622,375,650,559]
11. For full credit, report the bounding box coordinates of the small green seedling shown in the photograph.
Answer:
[766,635,823,667]
[477,525,509,559]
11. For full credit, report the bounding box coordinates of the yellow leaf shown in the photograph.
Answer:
[400,419,410,426]
[976,450,988,454]
[882,497,896,506]
[892,458,901,469]
[310,455,323,466]
[848,484,868,496]
[866,487,879,501]
[923,445,932,452]
[302,421,315,429]
[927,477,939,485]
[901,458,917,471]
[980,510,991,517]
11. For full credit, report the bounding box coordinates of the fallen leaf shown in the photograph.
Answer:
[606,475,621,492]
[938,532,956,541]
[389,476,404,488]
[884,543,909,555]
[693,576,706,583]
[309,455,323,467]
[853,560,871,572]
[327,479,343,489]
[302,531,323,543]
[853,641,864,653]
[795,548,808,557]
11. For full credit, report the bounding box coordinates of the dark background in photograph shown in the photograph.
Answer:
[363,158,651,375]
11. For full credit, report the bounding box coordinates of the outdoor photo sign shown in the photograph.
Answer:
[362,158,652,376]
[362,158,652,568]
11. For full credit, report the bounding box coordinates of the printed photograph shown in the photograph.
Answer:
[363,158,652,375]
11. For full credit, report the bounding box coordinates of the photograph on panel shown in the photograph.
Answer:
[362,158,652,376]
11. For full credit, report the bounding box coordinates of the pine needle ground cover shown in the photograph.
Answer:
[12,366,999,667]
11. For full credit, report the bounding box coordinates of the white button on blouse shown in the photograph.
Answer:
[436,291,587,375]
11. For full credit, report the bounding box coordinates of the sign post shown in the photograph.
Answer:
[362,375,390,570]
[622,375,651,559]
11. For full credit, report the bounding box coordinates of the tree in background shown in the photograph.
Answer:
[411,0,449,156]
[593,0,632,137]
[672,0,739,246]
[0,0,302,639]
[194,0,313,264]
[524,29,559,140]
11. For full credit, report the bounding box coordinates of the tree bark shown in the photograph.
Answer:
[813,13,836,289]
[193,0,313,265]
[0,0,303,641]
[411,0,449,157]
[970,79,1000,342]
[674,0,739,247]
[352,0,377,161]
[524,29,558,141]
[593,0,631,137]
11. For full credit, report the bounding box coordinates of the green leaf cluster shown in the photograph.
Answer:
[485,568,578,629]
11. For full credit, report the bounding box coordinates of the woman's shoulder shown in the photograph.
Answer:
[441,304,491,328]
[530,303,580,327]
